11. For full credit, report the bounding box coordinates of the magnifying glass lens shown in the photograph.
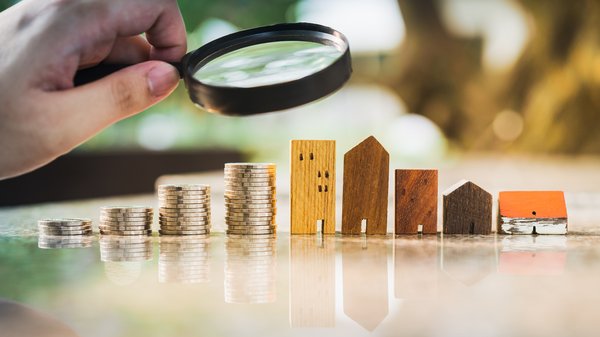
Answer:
[194,41,344,88]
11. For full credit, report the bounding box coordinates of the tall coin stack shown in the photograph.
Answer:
[38,218,93,236]
[99,207,153,236]
[158,184,211,236]
[224,163,277,235]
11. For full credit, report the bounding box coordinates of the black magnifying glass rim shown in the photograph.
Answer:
[182,22,352,116]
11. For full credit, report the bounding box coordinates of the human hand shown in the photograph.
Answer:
[0,0,187,179]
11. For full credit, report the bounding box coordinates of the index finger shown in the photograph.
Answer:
[110,0,187,62]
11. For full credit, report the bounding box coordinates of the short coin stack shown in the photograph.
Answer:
[158,184,211,236]
[99,207,153,236]
[38,218,93,236]
[224,163,277,235]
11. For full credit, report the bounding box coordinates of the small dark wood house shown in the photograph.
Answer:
[443,180,492,235]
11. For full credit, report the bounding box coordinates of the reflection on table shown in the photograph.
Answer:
[289,235,336,327]
[99,236,153,286]
[159,236,210,284]
[342,236,390,331]
[224,235,277,304]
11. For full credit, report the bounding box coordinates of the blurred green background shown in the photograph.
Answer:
[3,0,600,162]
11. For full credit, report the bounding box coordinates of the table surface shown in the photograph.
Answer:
[2,156,600,337]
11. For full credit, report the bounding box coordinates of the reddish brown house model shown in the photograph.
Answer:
[342,136,389,235]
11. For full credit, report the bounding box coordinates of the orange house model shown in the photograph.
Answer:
[498,191,568,235]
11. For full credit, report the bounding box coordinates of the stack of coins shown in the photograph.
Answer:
[99,236,153,262]
[225,235,277,303]
[99,207,153,236]
[224,163,276,235]
[158,184,211,236]
[159,236,210,283]
[37,218,93,236]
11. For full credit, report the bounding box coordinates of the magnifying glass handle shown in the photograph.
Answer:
[73,62,183,86]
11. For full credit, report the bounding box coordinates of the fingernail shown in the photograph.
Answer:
[147,64,179,97]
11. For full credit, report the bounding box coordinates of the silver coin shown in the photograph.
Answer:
[225,209,276,215]
[225,214,274,220]
[159,215,210,222]
[225,162,276,166]
[158,193,211,200]
[158,190,210,196]
[100,214,153,221]
[225,198,275,204]
[98,223,152,231]
[158,184,210,190]
[100,229,152,236]
[157,203,211,209]
[159,214,211,220]
[100,220,153,226]
[224,185,276,192]
[224,170,275,175]
[160,217,210,223]
[227,224,276,230]
[158,191,211,197]
[38,224,92,230]
[224,180,275,185]
[224,172,275,178]
[38,218,92,226]
[225,196,276,202]
[158,200,211,206]
[39,229,92,236]
[224,191,275,197]
[226,223,274,229]
[224,164,276,169]
[160,226,210,232]
[158,207,210,213]
[225,201,275,207]
[223,178,275,185]
[225,219,274,226]
[160,222,210,228]
[101,206,153,213]
[226,229,275,235]
[159,229,210,236]
[224,202,275,209]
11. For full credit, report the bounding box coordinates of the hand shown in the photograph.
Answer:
[0,0,187,179]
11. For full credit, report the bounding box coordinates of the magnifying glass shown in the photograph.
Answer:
[75,22,352,116]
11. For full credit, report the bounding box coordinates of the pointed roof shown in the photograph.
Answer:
[345,136,388,156]
[443,180,488,197]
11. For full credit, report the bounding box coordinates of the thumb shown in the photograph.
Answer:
[47,61,179,147]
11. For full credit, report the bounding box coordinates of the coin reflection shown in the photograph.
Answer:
[38,235,92,249]
[289,235,335,327]
[159,236,210,283]
[99,236,152,285]
[224,235,277,304]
